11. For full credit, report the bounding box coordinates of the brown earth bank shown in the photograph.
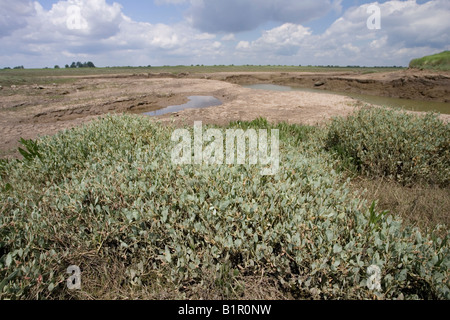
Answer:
[55,68,450,102]
[1,70,449,158]
[207,69,450,103]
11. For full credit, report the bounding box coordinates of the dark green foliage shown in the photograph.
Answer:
[69,61,96,68]
[18,138,42,162]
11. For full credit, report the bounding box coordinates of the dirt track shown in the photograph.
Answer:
[1,70,449,158]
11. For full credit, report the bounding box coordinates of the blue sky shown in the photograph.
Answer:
[38,0,188,24]
[0,0,449,68]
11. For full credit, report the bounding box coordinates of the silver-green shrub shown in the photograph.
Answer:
[0,114,448,299]
[325,107,450,186]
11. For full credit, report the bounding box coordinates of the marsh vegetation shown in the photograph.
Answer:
[0,108,448,300]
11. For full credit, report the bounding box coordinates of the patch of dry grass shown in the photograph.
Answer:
[351,176,449,234]
[48,251,290,300]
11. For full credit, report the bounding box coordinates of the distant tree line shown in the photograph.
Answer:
[3,66,25,70]
[65,61,96,68]
[2,62,96,70]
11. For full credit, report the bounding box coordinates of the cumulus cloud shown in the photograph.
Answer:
[0,0,449,67]
[0,0,36,37]
[0,0,225,66]
[46,0,124,38]
[235,0,450,66]
[236,41,250,50]
[236,23,311,56]
[317,0,450,64]
[187,0,341,33]
[382,0,450,48]
[222,34,236,41]
[325,0,450,48]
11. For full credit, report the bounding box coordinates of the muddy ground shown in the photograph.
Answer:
[207,69,450,102]
[1,69,449,158]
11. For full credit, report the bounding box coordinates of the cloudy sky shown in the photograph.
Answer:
[1,0,449,68]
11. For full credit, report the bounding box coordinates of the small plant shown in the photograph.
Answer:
[18,138,42,162]
[0,159,8,174]
[368,201,389,231]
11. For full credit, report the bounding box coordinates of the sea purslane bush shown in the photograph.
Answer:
[325,107,450,186]
[0,113,448,299]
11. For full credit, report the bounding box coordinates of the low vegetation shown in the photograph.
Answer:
[65,61,96,69]
[409,51,450,71]
[0,65,403,87]
[0,108,448,300]
[326,107,450,187]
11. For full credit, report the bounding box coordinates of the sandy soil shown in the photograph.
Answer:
[1,70,449,158]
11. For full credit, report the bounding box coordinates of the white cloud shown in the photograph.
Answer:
[370,36,388,49]
[342,43,360,54]
[221,34,236,41]
[235,23,311,56]
[318,0,450,64]
[186,0,341,33]
[236,41,250,50]
[234,0,450,66]
[194,32,216,40]
[0,0,449,67]
[256,23,311,47]
[212,41,222,49]
[0,0,226,66]
[0,0,36,37]
[324,0,450,47]
[46,0,124,38]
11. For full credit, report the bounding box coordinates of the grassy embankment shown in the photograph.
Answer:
[409,51,450,71]
[0,107,448,300]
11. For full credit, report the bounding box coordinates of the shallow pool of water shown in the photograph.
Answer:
[244,84,450,115]
[144,96,222,116]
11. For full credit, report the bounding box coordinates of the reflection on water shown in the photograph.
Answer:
[244,84,450,115]
[245,84,300,92]
[144,96,222,116]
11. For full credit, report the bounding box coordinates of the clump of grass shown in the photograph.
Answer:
[352,177,449,233]
[409,51,450,71]
[228,117,316,148]
[325,107,450,187]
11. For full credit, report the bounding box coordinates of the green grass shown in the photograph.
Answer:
[409,51,450,71]
[0,110,448,300]
[228,117,317,148]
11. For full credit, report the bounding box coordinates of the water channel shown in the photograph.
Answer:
[143,96,223,116]
[243,84,450,115]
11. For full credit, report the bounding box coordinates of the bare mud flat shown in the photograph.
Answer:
[207,69,450,103]
[1,70,449,158]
